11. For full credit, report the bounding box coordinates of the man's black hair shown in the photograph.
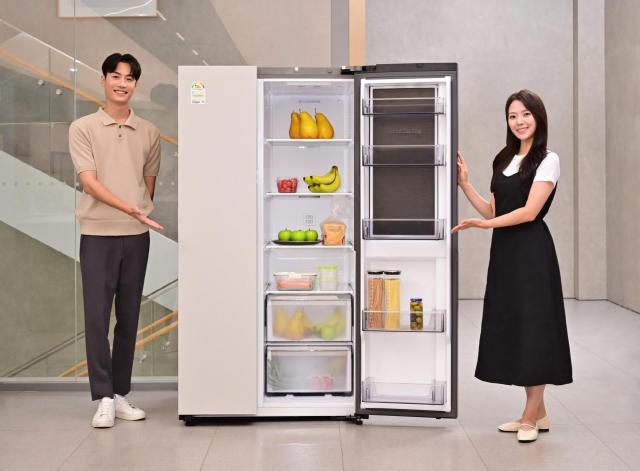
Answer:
[101,53,142,81]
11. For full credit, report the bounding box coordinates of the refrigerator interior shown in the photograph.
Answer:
[358,77,453,412]
[257,78,356,414]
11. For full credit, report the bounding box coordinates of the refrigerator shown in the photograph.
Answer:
[178,63,457,424]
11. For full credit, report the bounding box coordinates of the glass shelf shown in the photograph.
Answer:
[362,97,445,115]
[265,138,353,147]
[265,192,354,198]
[362,309,445,332]
[266,282,354,296]
[265,241,354,250]
[362,378,447,405]
[362,219,446,240]
[362,145,445,167]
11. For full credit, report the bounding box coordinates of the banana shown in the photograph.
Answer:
[303,175,315,186]
[317,170,341,193]
[308,184,321,193]
[310,166,338,185]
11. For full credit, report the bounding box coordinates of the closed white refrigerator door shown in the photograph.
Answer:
[178,66,258,415]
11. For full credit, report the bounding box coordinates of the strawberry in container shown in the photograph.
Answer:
[276,177,298,193]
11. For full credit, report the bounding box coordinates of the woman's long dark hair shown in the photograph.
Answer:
[491,89,548,189]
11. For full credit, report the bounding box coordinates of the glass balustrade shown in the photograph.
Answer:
[0,15,179,382]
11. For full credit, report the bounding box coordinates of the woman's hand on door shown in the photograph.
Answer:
[457,151,469,187]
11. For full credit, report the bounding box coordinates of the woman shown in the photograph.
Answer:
[452,89,572,443]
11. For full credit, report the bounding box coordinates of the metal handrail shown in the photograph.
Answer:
[76,319,179,377]
[0,18,178,147]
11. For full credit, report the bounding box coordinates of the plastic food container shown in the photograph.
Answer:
[366,271,385,329]
[274,272,317,291]
[276,177,298,193]
[318,265,338,291]
[383,270,401,330]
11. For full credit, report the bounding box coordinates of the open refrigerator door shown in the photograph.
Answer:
[354,65,458,418]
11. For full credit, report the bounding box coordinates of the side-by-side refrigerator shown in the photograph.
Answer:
[178,63,457,424]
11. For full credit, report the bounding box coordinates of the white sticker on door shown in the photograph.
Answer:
[190,81,206,104]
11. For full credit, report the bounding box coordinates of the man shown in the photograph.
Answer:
[69,53,163,428]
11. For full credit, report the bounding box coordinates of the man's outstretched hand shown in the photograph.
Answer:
[129,206,164,230]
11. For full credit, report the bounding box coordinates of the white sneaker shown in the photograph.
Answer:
[91,397,115,428]
[114,394,146,421]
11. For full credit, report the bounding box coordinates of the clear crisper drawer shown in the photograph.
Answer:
[362,378,446,405]
[266,346,353,395]
[267,295,352,342]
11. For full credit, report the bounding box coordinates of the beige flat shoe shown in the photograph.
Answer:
[517,422,538,443]
[498,415,550,433]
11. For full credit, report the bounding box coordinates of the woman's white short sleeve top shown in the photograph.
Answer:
[502,151,560,186]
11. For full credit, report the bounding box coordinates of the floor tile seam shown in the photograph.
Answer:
[198,425,218,471]
[455,420,490,471]
[458,306,483,328]
[605,299,640,317]
[579,422,635,471]
[54,428,94,471]
[544,387,584,425]
[569,337,640,386]
[459,316,482,331]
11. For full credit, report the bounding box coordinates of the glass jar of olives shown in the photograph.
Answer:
[410,298,423,330]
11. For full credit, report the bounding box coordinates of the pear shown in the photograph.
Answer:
[286,311,306,340]
[299,111,318,139]
[289,111,301,139]
[274,308,289,337]
[315,112,334,139]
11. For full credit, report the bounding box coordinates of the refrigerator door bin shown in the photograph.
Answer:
[362,96,445,115]
[362,309,445,332]
[362,145,445,166]
[267,295,353,342]
[266,346,353,395]
[362,218,445,239]
[362,378,447,405]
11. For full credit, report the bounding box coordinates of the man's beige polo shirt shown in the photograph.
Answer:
[69,108,161,235]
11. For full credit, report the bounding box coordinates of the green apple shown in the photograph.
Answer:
[291,230,306,242]
[278,228,292,241]
[305,229,319,241]
[320,325,337,340]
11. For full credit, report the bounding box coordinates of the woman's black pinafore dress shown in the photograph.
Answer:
[475,170,573,386]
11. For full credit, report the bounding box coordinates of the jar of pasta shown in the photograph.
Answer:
[366,271,384,329]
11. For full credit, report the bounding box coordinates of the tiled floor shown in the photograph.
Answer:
[1,299,639,471]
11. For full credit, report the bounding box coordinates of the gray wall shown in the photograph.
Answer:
[574,0,607,299]
[366,0,576,298]
[605,1,640,312]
